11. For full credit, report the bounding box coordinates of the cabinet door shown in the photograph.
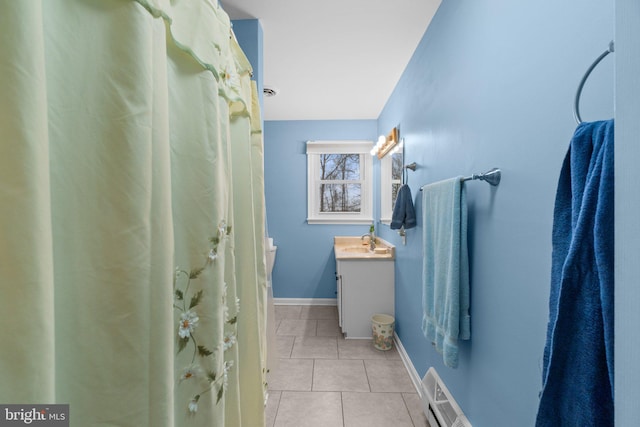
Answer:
[341,260,394,338]
[336,262,343,328]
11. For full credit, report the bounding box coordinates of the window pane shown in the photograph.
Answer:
[391,183,401,211]
[319,183,361,212]
[392,153,403,180]
[320,154,360,180]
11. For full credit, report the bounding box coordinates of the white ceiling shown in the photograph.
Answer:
[220,0,441,121]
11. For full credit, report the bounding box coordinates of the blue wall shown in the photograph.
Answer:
[615,0,640,424]
[264,120,377,299]
[231,19,264,113]
[375,0,613,426]
[262,0,614,425]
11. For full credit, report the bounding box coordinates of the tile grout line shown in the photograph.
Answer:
[270,392,281,427]
[362,358,372,392]
[290,336,296,359]
[400,392,418,427]
[287,336,293,358]
[340,391,346,427]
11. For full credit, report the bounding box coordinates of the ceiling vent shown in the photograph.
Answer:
[263,86,278,97]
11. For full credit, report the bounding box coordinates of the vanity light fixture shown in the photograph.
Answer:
[370,127,399,159]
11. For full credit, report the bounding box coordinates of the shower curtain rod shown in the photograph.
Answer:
[420,168,501,191]
[574,41,615,124]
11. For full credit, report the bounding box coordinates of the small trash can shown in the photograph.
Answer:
[371,314,395,351]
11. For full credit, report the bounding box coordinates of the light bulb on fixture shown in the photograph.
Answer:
[390,139,403,155]
[372,127,399,159]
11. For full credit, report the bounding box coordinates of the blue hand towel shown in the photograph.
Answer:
[421,177,470,369]
[536,120,614,426]
[391,184,416,229]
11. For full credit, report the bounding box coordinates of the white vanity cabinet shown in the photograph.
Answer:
[336,258,395,339]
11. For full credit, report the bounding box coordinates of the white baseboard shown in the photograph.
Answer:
[273,298,337,306]
[393,332,423,397]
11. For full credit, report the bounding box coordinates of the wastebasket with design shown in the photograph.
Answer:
[371,314,395,351]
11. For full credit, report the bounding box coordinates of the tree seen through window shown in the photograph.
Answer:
[319,153,361,212]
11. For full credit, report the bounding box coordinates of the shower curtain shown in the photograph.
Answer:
[0,1,267,426]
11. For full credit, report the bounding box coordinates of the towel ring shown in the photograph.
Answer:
[573,41,614,124]
[403,162,417,185]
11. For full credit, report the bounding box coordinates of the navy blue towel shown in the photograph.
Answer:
[390,184,416,230]
[536,120,614,426]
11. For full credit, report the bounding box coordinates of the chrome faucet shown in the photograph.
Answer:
[360,233,376,251]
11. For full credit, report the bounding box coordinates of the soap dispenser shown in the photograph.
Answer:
[368,223,376,251]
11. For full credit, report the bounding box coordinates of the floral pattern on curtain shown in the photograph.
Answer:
[0,1,267,426]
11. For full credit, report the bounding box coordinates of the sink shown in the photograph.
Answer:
[334,236,395,260]
[342,246,371,253]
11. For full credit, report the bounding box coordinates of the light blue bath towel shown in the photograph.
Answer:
[421,177,470,368]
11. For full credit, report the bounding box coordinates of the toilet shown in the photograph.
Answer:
[265,237,277,284]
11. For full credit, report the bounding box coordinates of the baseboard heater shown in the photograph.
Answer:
[421,367,471,427]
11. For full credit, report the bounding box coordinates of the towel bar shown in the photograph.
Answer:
[420,168,501,191]
[462,168,501,186]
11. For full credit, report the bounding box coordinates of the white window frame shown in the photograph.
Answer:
[306,140,374,224]
[380,151,403,225]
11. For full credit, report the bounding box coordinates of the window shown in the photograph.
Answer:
[380,151,403,224]
[307,140,373,224]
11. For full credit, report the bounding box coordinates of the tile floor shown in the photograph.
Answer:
[265,305,430,427]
